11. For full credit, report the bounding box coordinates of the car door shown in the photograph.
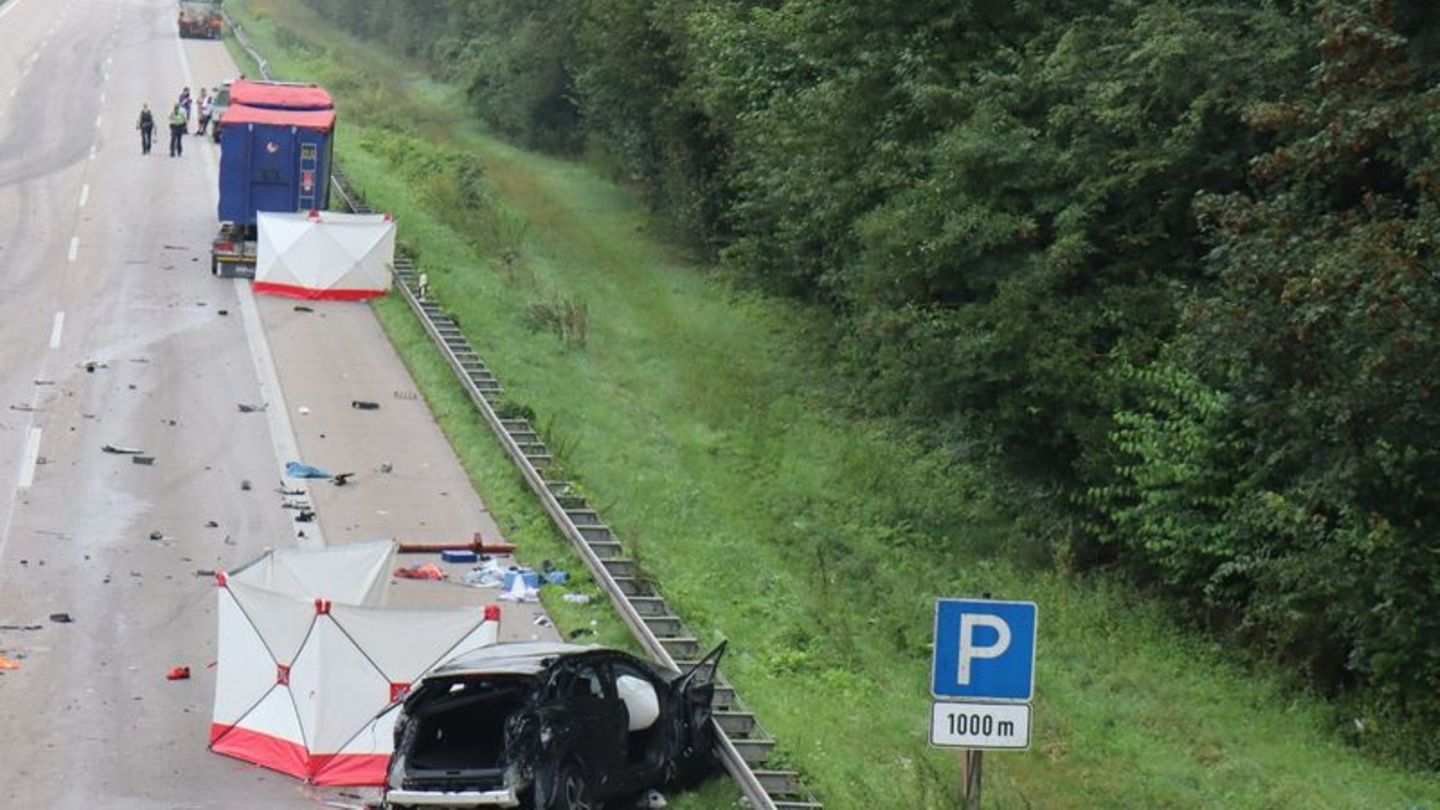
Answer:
[540,657,627,785]
[671,643,727,759]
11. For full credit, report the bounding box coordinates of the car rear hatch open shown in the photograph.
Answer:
[391,676,530,801]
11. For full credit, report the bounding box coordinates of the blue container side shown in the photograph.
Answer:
[217,122,333,227]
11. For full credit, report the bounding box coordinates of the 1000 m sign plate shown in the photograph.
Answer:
[930,701,1031,750]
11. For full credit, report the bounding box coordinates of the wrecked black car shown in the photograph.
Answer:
[384,641,725,809]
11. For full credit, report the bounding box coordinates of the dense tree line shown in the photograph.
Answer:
[303,0,1440,765]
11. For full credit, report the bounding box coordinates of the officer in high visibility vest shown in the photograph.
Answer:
[168,104,187,157]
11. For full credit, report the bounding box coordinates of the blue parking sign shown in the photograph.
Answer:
[932,599,1037,702]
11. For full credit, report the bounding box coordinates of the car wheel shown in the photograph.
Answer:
[551,759,594,810]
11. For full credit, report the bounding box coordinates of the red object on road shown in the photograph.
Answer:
[396,532,517,556]
[167,666,191,681]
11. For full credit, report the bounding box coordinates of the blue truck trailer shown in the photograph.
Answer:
[210,85,337,277]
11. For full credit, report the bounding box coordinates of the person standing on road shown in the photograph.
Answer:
[136,103,155,155]
[196,90,214,136]
[168,103,187,157]
[178,86,192,133]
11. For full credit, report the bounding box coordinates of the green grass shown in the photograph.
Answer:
[226,2,1440,807]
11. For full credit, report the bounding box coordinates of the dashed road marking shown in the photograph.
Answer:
[49,312,64,349]
[79,184,89,208]
[67,236,78,262]
[18,428,42,489]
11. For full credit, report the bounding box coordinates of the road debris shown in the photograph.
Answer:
[294,305,314,313]
[562,593,592,605]
[102,444,144,455]
[379,462,393,474]
[501,574,541,603]
[350,400,379,410]
[81,360,108,373]
[332,472,356,486]
[394,563,446,581]
[285,461,330,479]
[166,666,191,681]
[240,479,252,491]
[132,455,156,466]
[0,655,21,671]
[237,402,267,413]
[297,406,311,416]
[49,613,73,624]
[149,531,164,541]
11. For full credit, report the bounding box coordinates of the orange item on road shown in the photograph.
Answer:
[394,563,446,581]
[167,666,191,681]
[0,655,21,671]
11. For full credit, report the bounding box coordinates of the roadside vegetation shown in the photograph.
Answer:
[227,1,1440,807]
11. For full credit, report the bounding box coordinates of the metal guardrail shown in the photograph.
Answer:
[225,14,821,809]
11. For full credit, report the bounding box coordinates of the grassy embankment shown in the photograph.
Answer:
[225,2,1440,807]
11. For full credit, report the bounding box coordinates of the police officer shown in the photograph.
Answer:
[168,103,187,157]
[136,103,155,155]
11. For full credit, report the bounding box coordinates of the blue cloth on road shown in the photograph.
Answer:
[286,461,331,479]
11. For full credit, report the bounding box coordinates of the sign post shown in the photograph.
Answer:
[931,598,1037,808]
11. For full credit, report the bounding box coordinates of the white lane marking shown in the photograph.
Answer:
[0,0,30,22]
[99,91,105,104]
[78,184,89,208]
[49,312,64,348]
[174,34,325,550]
[94,115,102,128]
[235,282,325,551]
[18,428,42,488]
[89,145,96,161]
[67,236,78,262]
[0,0,33,129]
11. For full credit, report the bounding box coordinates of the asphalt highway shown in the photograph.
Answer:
[0,0,555,805]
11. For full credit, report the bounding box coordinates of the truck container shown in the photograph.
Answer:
[212,80,334,146]
[229,80,334,111]
[212,104,336,276]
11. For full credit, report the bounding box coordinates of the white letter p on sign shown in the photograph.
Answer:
[958,614,1011,686]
